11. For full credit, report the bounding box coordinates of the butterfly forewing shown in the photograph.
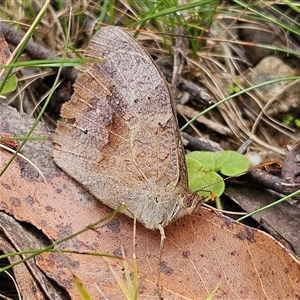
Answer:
[53,27,190,229]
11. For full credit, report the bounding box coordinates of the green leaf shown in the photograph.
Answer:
[226,84,234,94]
[186,151,216,171]
[0,74,18,95]
[214,150,250,176]
[186,156,225,200]
[282,113,293,125]
[295,119,300,127]
[186,150,250,201]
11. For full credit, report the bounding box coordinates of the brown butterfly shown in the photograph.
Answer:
[53,26,203,241]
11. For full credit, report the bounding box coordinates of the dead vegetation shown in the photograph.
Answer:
[0,1,300,299]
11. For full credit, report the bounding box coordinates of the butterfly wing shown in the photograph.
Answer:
[53,27,190,229]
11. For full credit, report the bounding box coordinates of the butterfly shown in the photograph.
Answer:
[53,26,203,241]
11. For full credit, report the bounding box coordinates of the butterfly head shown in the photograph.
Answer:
[183,192,204,213]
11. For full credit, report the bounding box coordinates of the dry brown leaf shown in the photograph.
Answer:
[0,235,45,299]
[0,212,66,299]
[0,103,299,299]
[0,26,11,67]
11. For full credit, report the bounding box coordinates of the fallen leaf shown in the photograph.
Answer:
[0,103,299,299]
